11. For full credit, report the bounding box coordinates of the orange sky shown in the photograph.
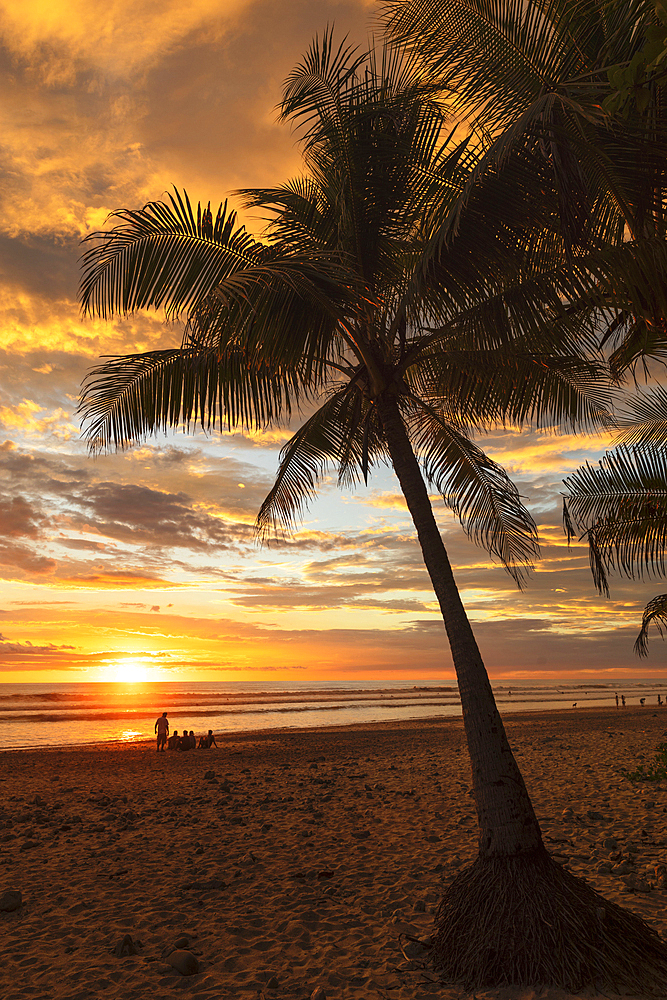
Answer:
[0,0,664,684]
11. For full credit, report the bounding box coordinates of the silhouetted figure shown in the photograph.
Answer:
[199,729,218,749]
[155,711,169,751]
[621,695,626,707]
[168,729,179,750]
[640,697,646,706]
[659,695,663,706]
[572,703,577,708]
[615,692,619,708]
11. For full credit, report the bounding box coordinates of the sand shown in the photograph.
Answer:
[1,705,667,1000]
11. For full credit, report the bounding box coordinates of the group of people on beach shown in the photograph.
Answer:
[614,692,663,708]
[154,712,218,752]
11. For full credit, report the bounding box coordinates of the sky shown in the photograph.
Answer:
[0,0,664,686]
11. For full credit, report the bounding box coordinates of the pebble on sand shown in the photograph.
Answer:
[167,950,200,976]
[113,933,141,957]
[0,889,22,912]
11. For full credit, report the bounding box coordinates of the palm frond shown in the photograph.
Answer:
[635,592,667,656]
[255,388,384,539]
[563,445,667,592]
[408,402,539,585]
[79,188,345,323]
[617,386,667,448]
[79,348,306,451]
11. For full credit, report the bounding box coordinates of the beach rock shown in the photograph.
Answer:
[622,873,652,893]
[204,771,215,780]
[171,796,187,806]
[402,937,430,959]
[310,988,326,1000]
[166,950,199,976]
[0,889,22,912]
[602,836,618,849]
[185,877,226,891]
[172,936,191,951]
[561,807,574,820]
[113,933,141,957]
[266,975,280,989]
[161,936,193,959]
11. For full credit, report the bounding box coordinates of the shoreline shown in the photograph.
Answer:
[2,706,667,999]
[2,700,665,754]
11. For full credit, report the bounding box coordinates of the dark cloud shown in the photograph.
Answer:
[0,494,46,537]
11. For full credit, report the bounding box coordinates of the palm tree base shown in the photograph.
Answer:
[432,847,667,991]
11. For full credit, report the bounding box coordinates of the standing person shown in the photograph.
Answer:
[155,711,169,752]
[621,695,626,707]
[615,692,619,708]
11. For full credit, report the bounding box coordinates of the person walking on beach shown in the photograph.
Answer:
[621,694,626,707]
[155,712,169,752]
[615,692,619,708]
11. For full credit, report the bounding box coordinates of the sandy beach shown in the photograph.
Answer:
[1,706,667,1000]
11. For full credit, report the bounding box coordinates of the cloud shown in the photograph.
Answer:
[0,633,77,669]
[0,0,251,80]
[59,570,181,589]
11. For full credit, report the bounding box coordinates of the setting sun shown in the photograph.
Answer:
[112,660,150,684]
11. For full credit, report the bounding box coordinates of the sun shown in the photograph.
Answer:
[113,660,149,683]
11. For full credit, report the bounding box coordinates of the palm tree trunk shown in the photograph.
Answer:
[376,394,542,858]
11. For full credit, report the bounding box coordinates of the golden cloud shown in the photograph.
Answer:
[0,0,250,80]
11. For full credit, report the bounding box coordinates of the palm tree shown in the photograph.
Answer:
[78,34,667,989]
[563,385,667,655]
[378,1,667,984]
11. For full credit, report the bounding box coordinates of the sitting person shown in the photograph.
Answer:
[167,729,180,750]
[178,730,192,751]
[189,730,196,749]
[198,729,218,749]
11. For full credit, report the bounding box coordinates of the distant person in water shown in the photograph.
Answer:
[168,729,179,750]
[640,697,646,706]
[199,730,218,749]
[155,712,169,752]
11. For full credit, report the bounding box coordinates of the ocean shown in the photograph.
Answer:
[1,678,665,751]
